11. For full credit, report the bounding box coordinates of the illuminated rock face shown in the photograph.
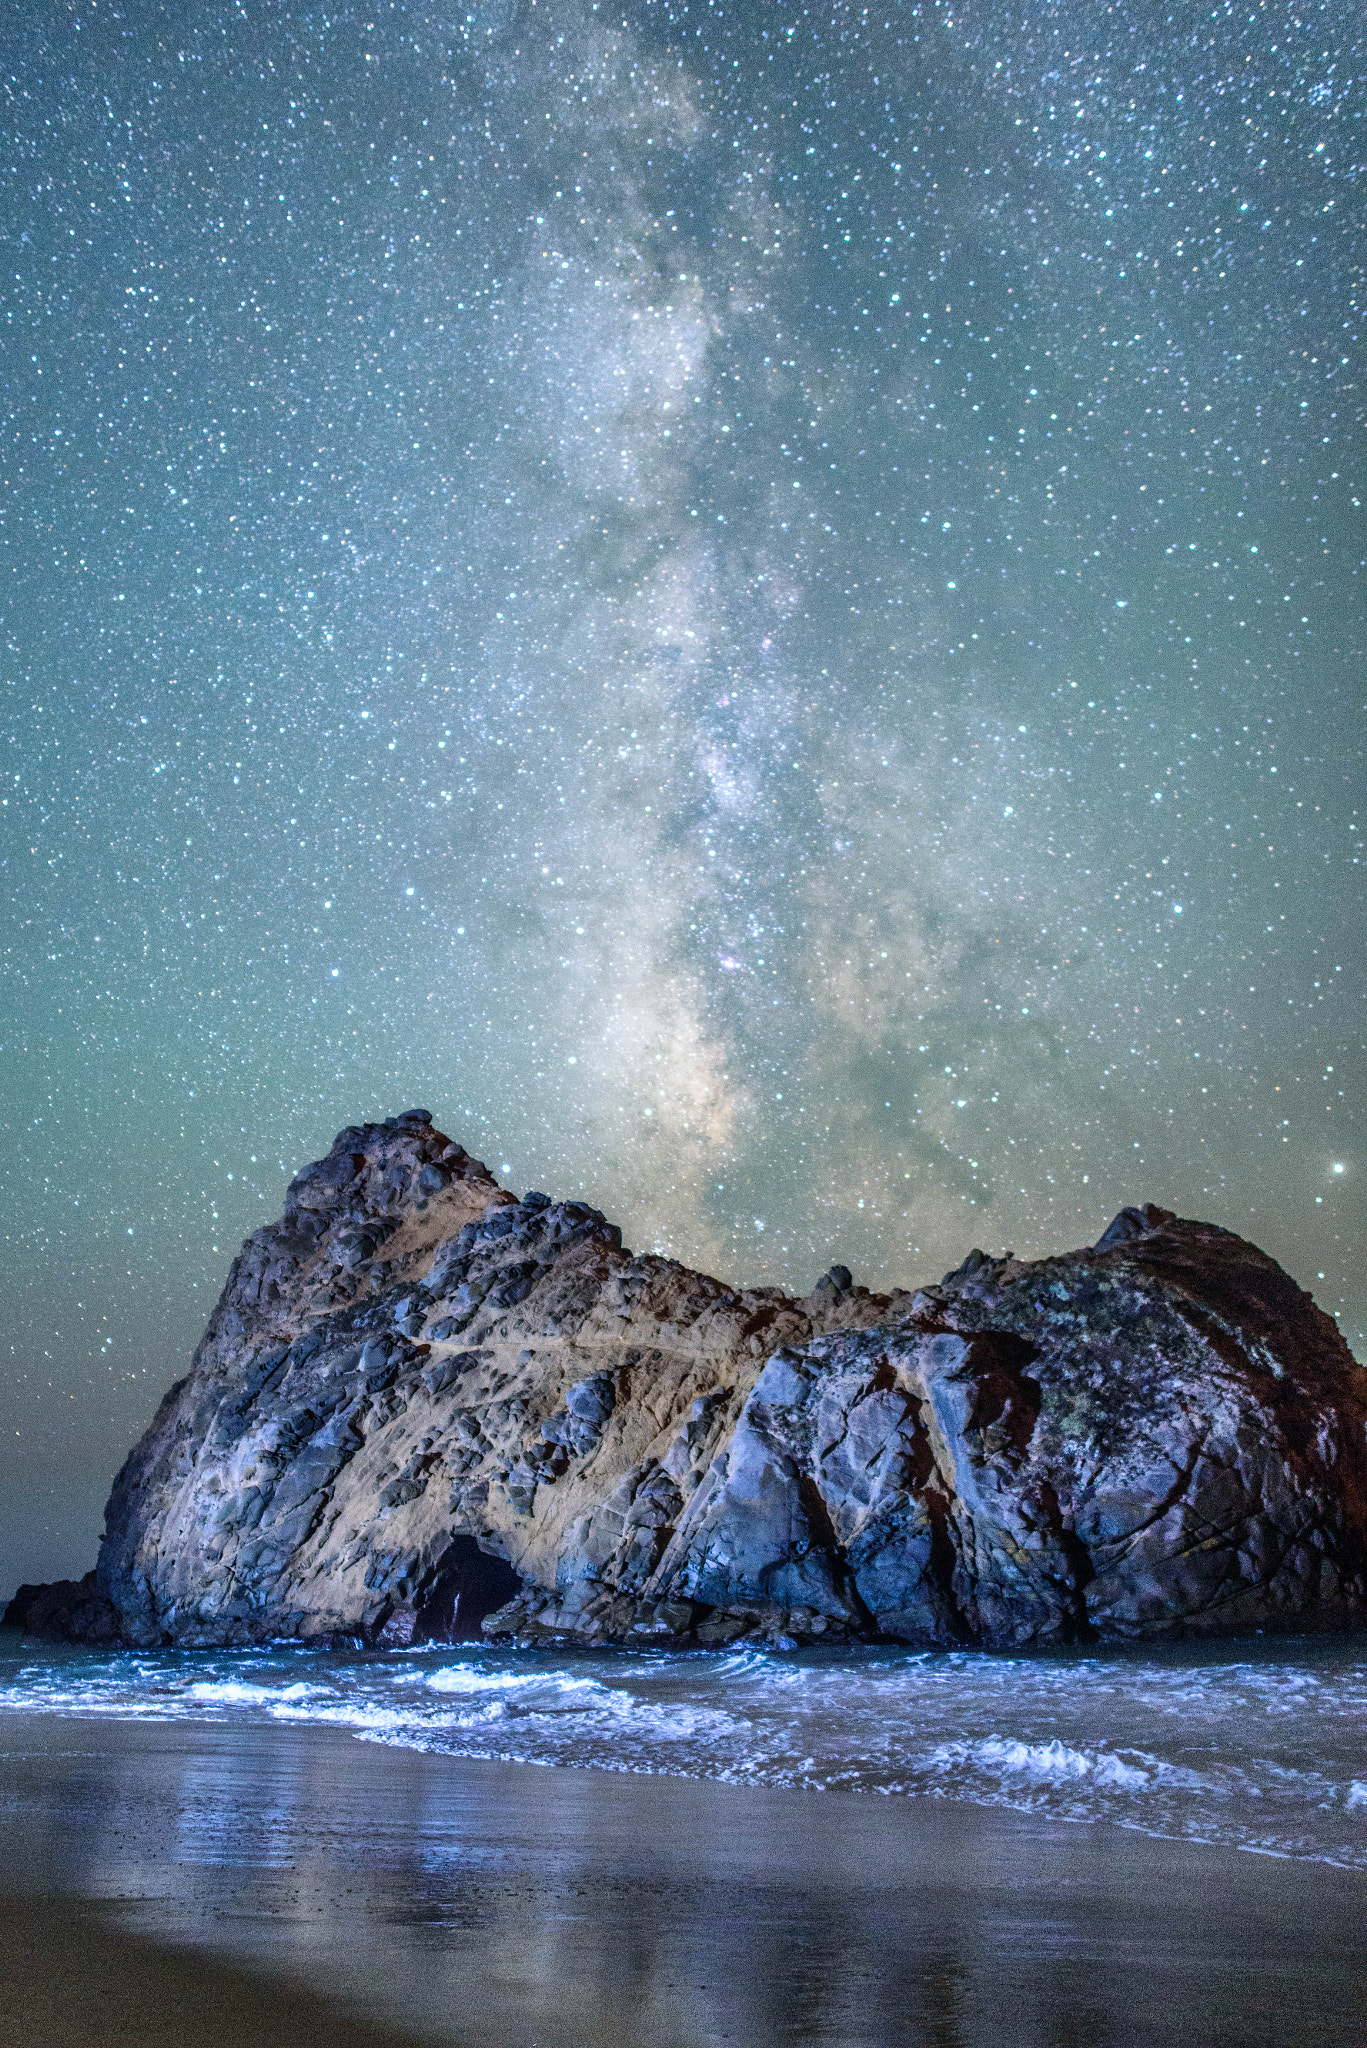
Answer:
[16,1115,1367,1650]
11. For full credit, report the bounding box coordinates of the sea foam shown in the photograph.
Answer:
[2,1635,1365,1868]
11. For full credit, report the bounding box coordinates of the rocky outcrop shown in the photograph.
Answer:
[10,1115,1367,1651]
[2,1571,121,1644]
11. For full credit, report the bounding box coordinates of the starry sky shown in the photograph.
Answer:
[1,0,1361,1591]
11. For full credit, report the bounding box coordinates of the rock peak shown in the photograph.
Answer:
[1093,1202,1179,1251]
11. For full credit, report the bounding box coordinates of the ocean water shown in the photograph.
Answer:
[2,1633,1364,1871]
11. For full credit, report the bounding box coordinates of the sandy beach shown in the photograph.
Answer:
[2,1891,427,2048]
[0,1711,1363,2047]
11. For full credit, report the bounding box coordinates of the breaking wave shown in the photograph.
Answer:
[2,1633,1365,1867]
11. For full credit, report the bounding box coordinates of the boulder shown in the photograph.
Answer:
[3,1571,121,1644]
[12,1112,1366,1651]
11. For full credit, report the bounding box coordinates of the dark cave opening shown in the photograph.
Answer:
[411,1537,524,1643]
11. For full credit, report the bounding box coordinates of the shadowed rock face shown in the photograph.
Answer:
[9,1115,1367,1650]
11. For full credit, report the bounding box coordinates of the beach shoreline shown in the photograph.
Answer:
[1,1708,1364,2046]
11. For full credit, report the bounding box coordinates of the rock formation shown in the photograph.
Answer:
[7,1111,1366,1649]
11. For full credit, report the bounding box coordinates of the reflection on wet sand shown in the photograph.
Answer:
[2,1713,1364,2047]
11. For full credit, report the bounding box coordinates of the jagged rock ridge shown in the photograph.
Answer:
[7,1114,1366,1650]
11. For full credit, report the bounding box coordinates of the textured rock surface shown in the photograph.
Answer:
[10,1117,1367,1650]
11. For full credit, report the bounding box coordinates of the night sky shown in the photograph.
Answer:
[2,0,1361,1591]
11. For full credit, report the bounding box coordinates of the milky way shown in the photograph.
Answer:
[1,0,1361,1585]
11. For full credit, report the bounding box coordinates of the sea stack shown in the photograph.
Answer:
[9,1110,1366,1650]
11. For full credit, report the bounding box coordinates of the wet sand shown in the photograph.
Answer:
[0,1711,1363,2047]
[1,1893,426,2047]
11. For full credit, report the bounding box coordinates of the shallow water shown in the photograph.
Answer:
[6,1713,1366,2048]
[4,1632,1365,1870]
